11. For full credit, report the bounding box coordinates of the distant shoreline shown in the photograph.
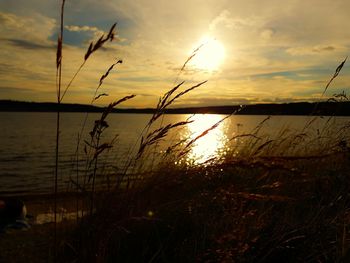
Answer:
[1,100,350,116]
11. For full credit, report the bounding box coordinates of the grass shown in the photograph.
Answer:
[46,1,350,262]
[65,142,350,262]
[58,99,350,262]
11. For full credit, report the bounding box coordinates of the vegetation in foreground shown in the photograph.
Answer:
[34,0,350,262]
[1,138,350,263]
[62,142,349,262]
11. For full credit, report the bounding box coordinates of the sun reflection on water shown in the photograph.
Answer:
[181,114,230,165]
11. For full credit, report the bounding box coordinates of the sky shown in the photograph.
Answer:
[0,0,349,108]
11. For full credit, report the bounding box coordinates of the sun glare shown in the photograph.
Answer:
[191,36,225,71]
[183,114,229,165]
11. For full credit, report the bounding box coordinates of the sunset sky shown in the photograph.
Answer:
[0,0,349,108]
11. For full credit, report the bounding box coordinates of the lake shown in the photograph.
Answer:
[0,112,349,195]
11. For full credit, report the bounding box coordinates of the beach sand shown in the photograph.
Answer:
[0,192,87,262]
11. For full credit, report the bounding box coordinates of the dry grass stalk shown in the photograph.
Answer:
[137,120,193,159]
[72,59,124,198]
[309,57,348,117]
[54,0,66,261]
[322,56,347,97]
[53,0,124,232]
[84,23,116,61]
[180,43,205,71]
[60,23,118,101]
[83,95,136,214]
[148,80,207,125]
[94,59,123,101]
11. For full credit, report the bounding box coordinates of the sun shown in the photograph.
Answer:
[190,36,225,71]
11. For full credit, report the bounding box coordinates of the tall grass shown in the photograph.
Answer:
[52,1,350,262]
[67,64,350,262]
[54,0,131,259]
[53,0,210,253]
[54,0,65,259]
[70,114,350,262]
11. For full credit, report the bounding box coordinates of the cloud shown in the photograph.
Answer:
[4,38,54,50]
[64,24,127,45]
[65,25,100,32]
[0,12,24,27]
[0,11,56,44]
[136,93,158,98]
[117,76,160,82]
[260,29,275,41]
[286,45,343,56]
[209,10,235,31]
[176,96,255,107]
[0,86,36,93]
[263,97,320,103]
[65,24,105,42]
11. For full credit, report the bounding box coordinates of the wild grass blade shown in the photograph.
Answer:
[54,0,65,261]
[322,56,347,97]
[180,43,205,72]
[137,121,193,159]
[310,57,348,116]
[60,23,118,102]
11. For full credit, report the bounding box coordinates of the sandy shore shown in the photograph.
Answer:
[20,192,88,220]
[0,192,88,262]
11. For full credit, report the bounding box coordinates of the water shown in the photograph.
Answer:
[0,112,349,195]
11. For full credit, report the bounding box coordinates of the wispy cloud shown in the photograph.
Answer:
[209,10,236,31]
[0,86,36,93]
[65,25,101,33]
[286,45,345,56]
[4,38,54,50]
[0,11,56,44]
